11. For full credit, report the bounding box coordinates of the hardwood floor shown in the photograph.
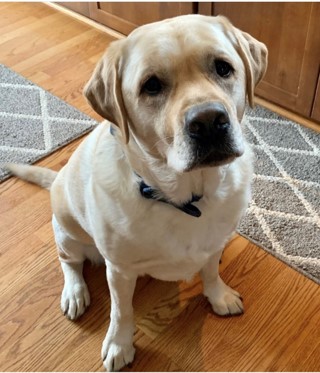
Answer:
[0,3,319,371]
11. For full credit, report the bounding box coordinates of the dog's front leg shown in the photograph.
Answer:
[201,250,244,316]
[102,263,137,372]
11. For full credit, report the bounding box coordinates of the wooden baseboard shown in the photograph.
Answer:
[45,2,125,40]
[255,97,320,133]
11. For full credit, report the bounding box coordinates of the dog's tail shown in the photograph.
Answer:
[4,163,58,190]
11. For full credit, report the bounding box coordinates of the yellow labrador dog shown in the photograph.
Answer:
[6,14,267,371]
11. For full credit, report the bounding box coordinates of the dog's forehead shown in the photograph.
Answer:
[124,16,237,68]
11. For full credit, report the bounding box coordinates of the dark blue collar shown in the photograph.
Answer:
[110,127,202,218]
[139,179,202,218]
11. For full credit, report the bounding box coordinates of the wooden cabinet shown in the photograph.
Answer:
[88,2,195,35]
[56,2,90,17]
[59,2,195,35]
[212,3,320,120]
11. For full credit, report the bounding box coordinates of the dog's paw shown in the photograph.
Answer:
[102,338,135,372]
[61,282,90,320]
[205,277,244,316]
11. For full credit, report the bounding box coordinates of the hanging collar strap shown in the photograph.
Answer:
[138,179,202,218]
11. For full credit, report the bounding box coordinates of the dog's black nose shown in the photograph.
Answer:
[185,102,230,142]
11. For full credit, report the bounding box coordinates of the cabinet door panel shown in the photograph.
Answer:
[57,2,90,17]
[89,2,195,35]
[214,3,320,118]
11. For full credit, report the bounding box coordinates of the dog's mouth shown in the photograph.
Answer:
[185,141,244,171]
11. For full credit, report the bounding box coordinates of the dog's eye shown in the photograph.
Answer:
[142,76,163,95]
[215,60,234,78]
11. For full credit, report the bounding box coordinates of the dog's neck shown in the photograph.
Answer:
[122,130,228,206]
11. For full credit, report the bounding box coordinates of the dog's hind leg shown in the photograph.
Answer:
[52,215,92,320]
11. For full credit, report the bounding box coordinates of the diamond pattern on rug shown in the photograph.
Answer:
[0,64,98,182]
[272,151,320,183]
[0,86,42,116]
[251,147,282,177]
[251,178,311,217]
[0,117,46,149]
[248,118,315,151]
[239,106,320,284]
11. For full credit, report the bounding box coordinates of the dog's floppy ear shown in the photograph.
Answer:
[84,39,129,144]
[234,29,268,108]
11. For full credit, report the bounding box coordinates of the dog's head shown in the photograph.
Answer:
[84,15,267,172]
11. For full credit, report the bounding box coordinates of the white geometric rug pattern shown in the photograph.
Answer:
[0,64,97,181]
[239,107,320,284]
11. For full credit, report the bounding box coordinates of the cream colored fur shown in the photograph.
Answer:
[5,14,267,372]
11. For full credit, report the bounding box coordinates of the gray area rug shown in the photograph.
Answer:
[239,107,320,284]
[1,65,319,284]
[0,64,97,181]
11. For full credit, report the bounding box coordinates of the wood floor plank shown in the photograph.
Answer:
[145,250,320,371]
[0,3,319,371]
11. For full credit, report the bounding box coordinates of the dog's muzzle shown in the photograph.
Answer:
[184,102,243,168]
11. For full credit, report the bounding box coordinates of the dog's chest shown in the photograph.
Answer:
[88,145,250,281]
[93,195,238,281]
